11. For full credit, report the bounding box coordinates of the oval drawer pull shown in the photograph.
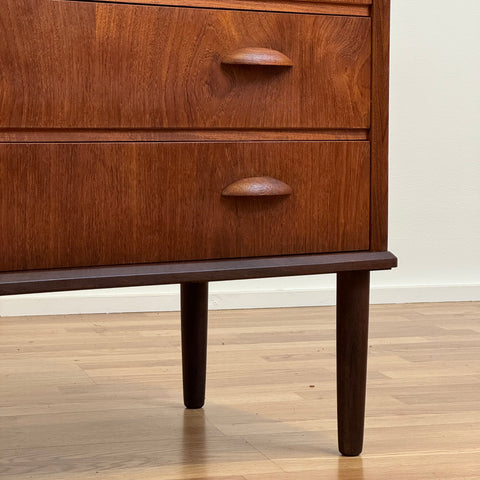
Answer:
[222,176,292,197]
[221,48,293,67]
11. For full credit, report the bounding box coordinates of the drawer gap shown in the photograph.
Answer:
[0,129,370,143]
[58,0,371,17]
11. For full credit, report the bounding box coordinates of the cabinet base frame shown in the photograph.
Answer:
[0,251,397,456]
[0,251,396,296]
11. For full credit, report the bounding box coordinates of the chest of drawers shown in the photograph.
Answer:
[0,0,396,456]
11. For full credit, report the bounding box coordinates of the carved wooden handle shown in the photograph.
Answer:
[221,48,293,67]
[222,177,292,197]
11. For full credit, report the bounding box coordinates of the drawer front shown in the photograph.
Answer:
[0,142,370,271]
[0,0,371,129]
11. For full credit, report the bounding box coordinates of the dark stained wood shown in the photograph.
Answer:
[64,0,372,16]
[369,0,391,251]
[181,282,209,409]
[0,142,371,272]
[336,270,370,456]
[0,0,371,130]
[0,129,370,143]
[0,251,397,296]
[222,177,292,197]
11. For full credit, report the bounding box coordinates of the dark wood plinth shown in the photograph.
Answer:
[0,251,397,455]
[0,251,396,296]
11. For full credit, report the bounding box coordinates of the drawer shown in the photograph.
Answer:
[0,0,371,129]
[0,142,370,272]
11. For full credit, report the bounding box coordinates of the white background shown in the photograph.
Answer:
[1,0,479,316]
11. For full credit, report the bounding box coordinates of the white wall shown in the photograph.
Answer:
[1,0,479,316]
[380,0,480,291]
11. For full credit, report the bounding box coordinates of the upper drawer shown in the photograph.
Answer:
[0,0,371,129]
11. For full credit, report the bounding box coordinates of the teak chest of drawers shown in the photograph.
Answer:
[0,0,396,456]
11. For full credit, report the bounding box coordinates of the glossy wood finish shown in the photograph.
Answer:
[0,0,394,459]
[67,0,372,17]
[0,252,397,297]
[222,177,292,197]
[221,48,293,67]
[181,282,209,409]
[336,270,370,456]
[0,0,371,129]
[370,0,391,251]
[0,142,371,272]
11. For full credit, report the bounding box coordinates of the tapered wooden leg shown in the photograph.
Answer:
[181,282,208,409]
[336,270,370,456]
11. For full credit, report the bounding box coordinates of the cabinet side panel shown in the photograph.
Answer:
[370,0,390,251]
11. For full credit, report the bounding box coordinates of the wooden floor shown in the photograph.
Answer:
[1,302,479,479]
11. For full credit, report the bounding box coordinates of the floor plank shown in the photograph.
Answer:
[1,302,479,479]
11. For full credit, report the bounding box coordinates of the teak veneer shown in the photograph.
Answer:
[0,142,371,271]
[2,3,371,129]
[0,0,396,456]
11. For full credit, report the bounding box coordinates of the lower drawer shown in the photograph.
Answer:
[0,142,370,271]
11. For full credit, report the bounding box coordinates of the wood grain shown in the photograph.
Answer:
[0,302,479,479]
[221,48,293,67]
[60,0,372,17]
[0,251,397,296]
[0,0,398,470]
[0,142,371,272]
[369,0,390,250]
[0,0,371,129]
[222,177,293,197]
[336,270,370,455]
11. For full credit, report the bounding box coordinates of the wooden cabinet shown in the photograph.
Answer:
[0,0,396,456]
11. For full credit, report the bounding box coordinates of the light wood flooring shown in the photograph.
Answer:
[1,302,479,479]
